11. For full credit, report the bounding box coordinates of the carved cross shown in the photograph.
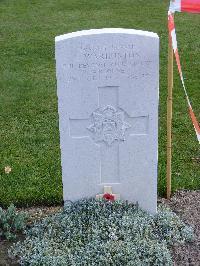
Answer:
[69,86,148,184]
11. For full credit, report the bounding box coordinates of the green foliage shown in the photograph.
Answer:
[0,204,27,240]
[153,205,194,245]
[9,199,193,265]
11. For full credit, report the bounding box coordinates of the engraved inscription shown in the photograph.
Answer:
[64,42,153,82]
[87,105,131,146]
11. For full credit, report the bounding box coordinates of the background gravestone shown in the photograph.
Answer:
[55,28,159,213]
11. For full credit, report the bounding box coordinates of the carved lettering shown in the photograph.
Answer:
[64,43,153,82]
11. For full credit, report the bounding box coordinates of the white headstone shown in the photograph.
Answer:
[55,28,159,214]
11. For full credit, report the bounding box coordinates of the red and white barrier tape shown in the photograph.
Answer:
[168,1,200,143]
[169,0,200,13]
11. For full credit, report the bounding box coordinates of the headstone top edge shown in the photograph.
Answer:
[55,28,159,43]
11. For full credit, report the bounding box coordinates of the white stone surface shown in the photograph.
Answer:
[55,28,159,214]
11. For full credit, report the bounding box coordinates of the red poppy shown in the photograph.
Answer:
[103,193,115,201]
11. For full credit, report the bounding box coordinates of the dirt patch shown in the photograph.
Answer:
[19,206,63,224]
[0,240,19,266]
[1,191,199,265]
[160,190,200,266]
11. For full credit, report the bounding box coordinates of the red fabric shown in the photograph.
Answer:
[181,0,200,13]
[103,193,115,201]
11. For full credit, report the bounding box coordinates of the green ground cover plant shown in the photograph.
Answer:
[0,0,199,207]
[0,204,27,240]
[9,199,194,265]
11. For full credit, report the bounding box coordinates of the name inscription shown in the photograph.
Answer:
[64,43,153,82]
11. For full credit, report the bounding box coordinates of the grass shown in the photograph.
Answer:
[0,0,199,207]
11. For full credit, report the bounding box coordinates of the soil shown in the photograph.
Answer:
[0,240,18,266]
[160,190,200,266]
[0,191,199,266]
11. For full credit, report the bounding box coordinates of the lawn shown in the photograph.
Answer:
[0,0,199,207]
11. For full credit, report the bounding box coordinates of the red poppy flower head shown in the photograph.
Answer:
[103,193,115,201]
